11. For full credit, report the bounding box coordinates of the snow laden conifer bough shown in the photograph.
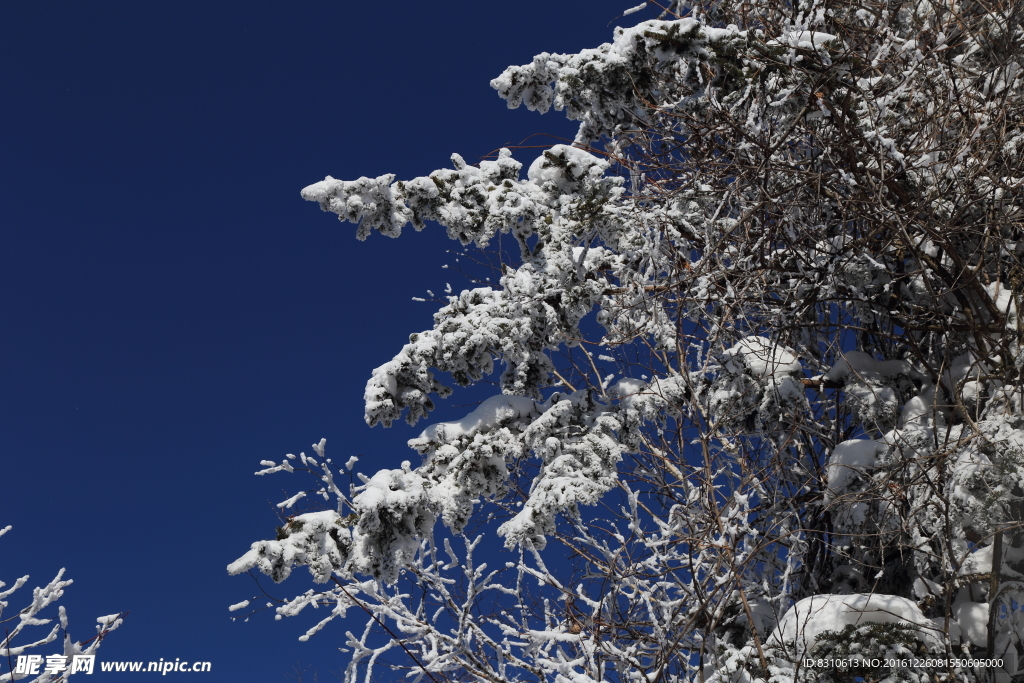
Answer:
[230,1,1024,681]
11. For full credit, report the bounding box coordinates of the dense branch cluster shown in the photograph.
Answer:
[0,526,122,683]
[232,1,1024,682]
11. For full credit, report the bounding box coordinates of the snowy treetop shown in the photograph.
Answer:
[235,1,1024,681]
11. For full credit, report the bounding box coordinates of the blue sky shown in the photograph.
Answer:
[0,2,651,681]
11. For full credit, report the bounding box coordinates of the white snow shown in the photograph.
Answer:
[899,384,938,428]
[825,439,886,494]
[96,614,123,627]
[276,491,307,509]
[353,468,428,514]
[702,25,743,42]
[931,615,962,644]
[949,445,994,507]
[824,351,911,383]
[959,543,995,575]
[913,576,942,600]
[527,145,606,193]
[723,336,801,379]
[772,31,838,49]
[622,2,647,16]
[985,280,1018,328]
[416,394,538,444]
[952,588,988,647]
[611,378,647,407]
[767,593,942,653]
[736,598,779,637]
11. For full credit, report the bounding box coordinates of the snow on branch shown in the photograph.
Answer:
[236,1,1024,681]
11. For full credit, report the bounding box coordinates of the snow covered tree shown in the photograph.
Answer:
[0,526,123,682]
[231,1,1024,681]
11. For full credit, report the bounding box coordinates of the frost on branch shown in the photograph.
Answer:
[302,146,620,249]
[350,146,624,427]
[495,392,625,548]
[235,1,1024,681]
[300,174,410,240]
[229,461,435,584]
[409,394,539,532]
[491,18,751,145]
[822,351,926,434]
[706,336,806,431]
[0,526,123,683]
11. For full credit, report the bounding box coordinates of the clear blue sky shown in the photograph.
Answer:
[1,2,649,680]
